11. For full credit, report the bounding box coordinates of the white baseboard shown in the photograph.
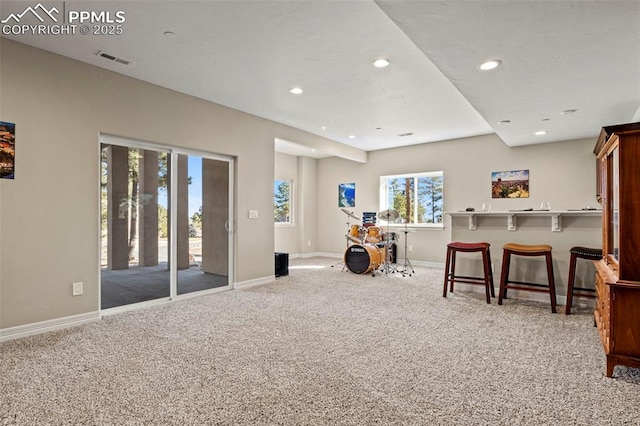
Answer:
[315,252,343,259]
[274,252,325,259]
[0,311,100,342]
[300,252,324,258]
[401,259,444,269]
[235,275,275,289]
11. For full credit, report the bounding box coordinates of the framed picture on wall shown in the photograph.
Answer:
[491,169,529,198]
[338,182,355,207]
[0,121,15,179]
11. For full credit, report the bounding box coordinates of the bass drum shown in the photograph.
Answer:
[344,244,385,274]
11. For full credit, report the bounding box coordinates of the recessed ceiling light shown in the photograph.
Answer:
[164,31,176,38]
[534,130,548,136]
[478,60,501,71]
[561,109,577,115]
[542,118,551,122]
[348,135,356,139]
[372,58,390,68]
[498,120,511,125]
[289,87,303,95]
[311,149,316,152]
[320,126,326,131]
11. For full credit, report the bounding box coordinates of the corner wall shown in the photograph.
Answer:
[274,152,318,257]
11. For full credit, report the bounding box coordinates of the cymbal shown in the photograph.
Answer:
[340,208,359,220]
[378,209,399,221]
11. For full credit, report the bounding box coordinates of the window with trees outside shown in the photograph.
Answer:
[379,171,444,226]
[274,179,293,224]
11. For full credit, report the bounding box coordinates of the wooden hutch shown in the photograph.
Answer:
[593,122,640,377]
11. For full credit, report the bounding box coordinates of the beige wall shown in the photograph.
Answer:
[0,39,348,329]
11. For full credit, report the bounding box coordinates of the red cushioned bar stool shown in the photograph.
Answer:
[443,242,495,304]
[565,246,602,315]
[498,243,557,313]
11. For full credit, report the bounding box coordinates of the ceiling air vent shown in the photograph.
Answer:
[97,51,132,66]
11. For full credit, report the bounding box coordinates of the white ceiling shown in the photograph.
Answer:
[1,0,639,158]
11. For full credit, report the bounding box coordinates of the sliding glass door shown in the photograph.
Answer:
[100,136,233,310]
[176,154,230,295]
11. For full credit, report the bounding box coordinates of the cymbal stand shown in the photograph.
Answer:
[399,223,415,277]
[380,242,396,275]
[332,210,355,271]
[380,219,396,275]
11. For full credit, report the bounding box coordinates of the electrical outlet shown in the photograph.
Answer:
[308,241,311,246]
[408,245,413,252]
[72,282,83,296]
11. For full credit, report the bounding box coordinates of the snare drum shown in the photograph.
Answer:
[365,226,381,243]
[344,244,385,274]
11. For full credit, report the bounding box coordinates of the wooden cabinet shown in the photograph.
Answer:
[594,122,640,377]
[594,262,640,376]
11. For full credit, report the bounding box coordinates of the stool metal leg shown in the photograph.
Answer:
[481,249,491,304]
[545,252,557,313]
[449,250,457,292]
[487,248,495,298]
[565,253,577,315]
[498,251,511,305]
[443,246,452,298]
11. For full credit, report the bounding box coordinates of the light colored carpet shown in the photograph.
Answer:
[1,257,638,425]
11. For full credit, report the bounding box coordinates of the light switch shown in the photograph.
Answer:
[248,210,259,219]
[72,282,83,296]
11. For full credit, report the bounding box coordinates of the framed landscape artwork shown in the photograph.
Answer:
[491,169,529,198]
[0,121,15,179]
[338,183,355,207]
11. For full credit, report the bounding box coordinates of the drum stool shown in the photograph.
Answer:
[443,242,494,304]
[565,246,602,315]
[498,243,557,313]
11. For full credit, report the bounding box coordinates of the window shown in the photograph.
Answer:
[274,179,293,223]
[379,171,444,226]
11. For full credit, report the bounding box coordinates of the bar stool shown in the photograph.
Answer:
[565,246,602,315]
[498,243,557,313]
[443,242,495,304]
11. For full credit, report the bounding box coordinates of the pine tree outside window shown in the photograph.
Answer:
[274,179,293,224]
[379,172,444,226]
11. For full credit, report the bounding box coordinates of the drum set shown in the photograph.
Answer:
[338,208,414,277]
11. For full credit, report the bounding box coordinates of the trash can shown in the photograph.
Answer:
[275,252,289,277]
